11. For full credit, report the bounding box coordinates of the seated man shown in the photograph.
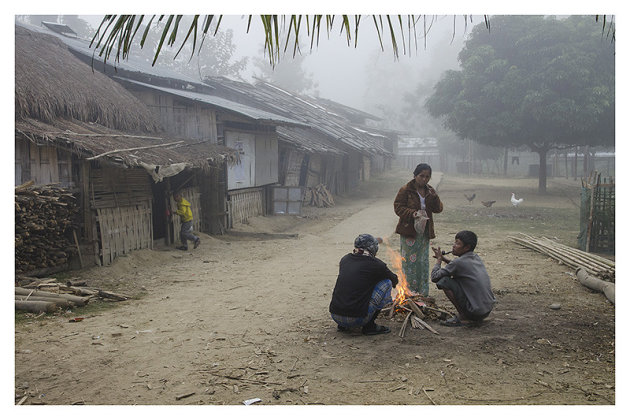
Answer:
[431,230,496,326]
[329,234,398,335]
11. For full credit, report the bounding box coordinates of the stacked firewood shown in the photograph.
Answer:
[15,276,129,314]
[304,184,335,208]
[15,181,80,274]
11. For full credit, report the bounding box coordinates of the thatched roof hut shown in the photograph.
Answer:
[15,25,160,133]
[15,25,238,171]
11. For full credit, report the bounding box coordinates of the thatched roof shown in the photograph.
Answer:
[15,25,160,133]
[15,25,239,174]
[16,118,239,172]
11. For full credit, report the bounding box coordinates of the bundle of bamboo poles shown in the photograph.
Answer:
[15,276,130,314]
[508,233,615,281]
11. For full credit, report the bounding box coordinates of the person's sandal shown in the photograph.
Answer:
[362,324,391,335]
[176,246,188,251]
[194,238,201,249]
[440,316,462,327]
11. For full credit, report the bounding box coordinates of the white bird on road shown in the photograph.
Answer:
[511,192,524,207]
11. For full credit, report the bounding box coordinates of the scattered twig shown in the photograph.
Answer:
[422,388,436,405]
[452,392,545,403]
[175,392,195,401]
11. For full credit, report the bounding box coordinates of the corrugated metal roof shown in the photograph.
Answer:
[204,77,392,157]
[277,127,346,156]
[116,78,309,127]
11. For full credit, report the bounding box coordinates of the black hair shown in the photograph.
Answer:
[455,230,477,252]
[413,163,432,177]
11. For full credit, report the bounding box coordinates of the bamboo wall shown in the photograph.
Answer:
[15,138,73,187]
[96,202,153,265]
[199,166,228,234]
[91,166,154,265]
[228,187,264,226]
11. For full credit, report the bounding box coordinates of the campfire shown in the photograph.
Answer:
[381,238,455,337]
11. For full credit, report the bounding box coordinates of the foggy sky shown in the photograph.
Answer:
[80,14,472,113]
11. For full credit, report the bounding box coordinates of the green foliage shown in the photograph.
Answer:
[425,16,615,192]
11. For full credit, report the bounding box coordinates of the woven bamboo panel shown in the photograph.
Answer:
[228,188,264,225]
[96,201,153,265]
[284,149,304,187]
[90,167,152,209]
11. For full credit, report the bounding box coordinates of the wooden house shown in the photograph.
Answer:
[15,25,239,270]
[26,22,310,227]
[203,77,394,199]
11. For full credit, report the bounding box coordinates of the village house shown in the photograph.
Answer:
[18,19,400,262]
[202,76,396,198]
[15,24,241,271]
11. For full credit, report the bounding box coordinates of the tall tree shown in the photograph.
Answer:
[59,15,94,39]
[425,15,614,193]
[120,17,247,81]
[253,51,317,95]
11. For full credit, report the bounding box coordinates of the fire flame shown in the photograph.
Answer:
[382,237,414,307]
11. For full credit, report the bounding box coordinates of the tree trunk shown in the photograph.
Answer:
[537,148,548,194]
[503,147,508,176]
[573,146,578,180]
[583,145,590,176]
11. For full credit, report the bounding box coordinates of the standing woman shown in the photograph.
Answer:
[394,163,443,296]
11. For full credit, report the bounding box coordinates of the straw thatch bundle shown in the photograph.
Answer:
[15,25,160,133]
[15,25,240,170]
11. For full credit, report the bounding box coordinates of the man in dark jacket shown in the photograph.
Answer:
[329,234,398,335]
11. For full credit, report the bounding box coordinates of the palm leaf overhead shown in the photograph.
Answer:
[91,14,491,67]
[91,14,614,68]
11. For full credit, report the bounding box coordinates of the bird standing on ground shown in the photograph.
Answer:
[464,193,476,204]
[481,200,496,208]
[510,193,524,207]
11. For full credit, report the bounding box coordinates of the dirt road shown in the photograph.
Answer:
[14,169,615,406]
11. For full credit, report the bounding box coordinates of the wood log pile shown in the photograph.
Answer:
[15,181,80,274]
[382,295,454,338]
[303,184,334,208]
[508,233,615,281]
[15,276,130,314]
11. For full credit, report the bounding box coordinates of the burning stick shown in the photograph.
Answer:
[381,238,451,336]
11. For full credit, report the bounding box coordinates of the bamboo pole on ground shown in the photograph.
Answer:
[15,300,57,313]
[15,294,76,309]
[508,233,614,280]
[15,287,90,306]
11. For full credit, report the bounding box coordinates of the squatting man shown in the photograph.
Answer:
[431,230,496,327]
[329,234,398,335]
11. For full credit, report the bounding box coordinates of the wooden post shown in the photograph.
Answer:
[165,178,172,246]
[585,172,597,252]
[73,230,84,269]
